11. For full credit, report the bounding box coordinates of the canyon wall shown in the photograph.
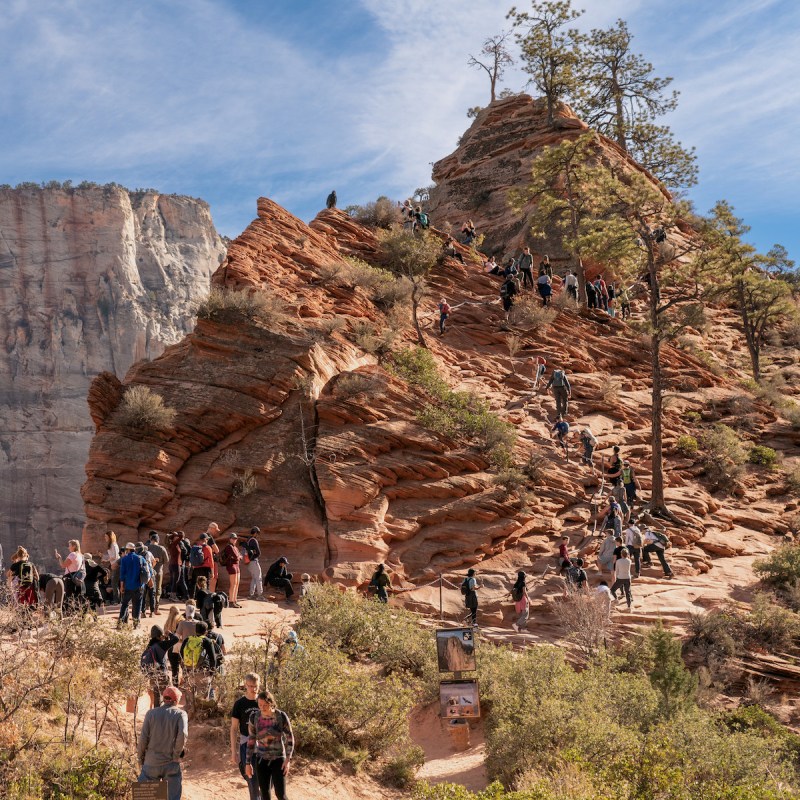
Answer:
[0,185,225,565]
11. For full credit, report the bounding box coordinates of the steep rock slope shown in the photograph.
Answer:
[0,185,224,563]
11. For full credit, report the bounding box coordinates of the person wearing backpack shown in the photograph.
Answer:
[204,627,226,700]
[141,624,179,708]
[580,427,597,470]
[551,415,570,460]
[55,539,86,608]
[166,532,188,602]
[597,530,616,574]
[189,534,214,592]
[565,558,588,594]
[500,275,518,319]
[642,529,673,578]
[545,368,571,417]
[181,620,218,699]
[148,531,170,606]
[82,553,108,612]
[136,541,158,619]
[245,527,263,600]
[624,523,643,578]
[414,206,430,232]
[6,546,39,607]
[620,460,640,504]
[220,533,242,608]
[438,297,451,336]
[510,571,529,631]
[137,685,187,800]
[118,542,147,629]
[245,690,295,800]
[461,568,479,626]
[368,563,391,603]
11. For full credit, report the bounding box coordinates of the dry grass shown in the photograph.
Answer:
[112,385,176,432]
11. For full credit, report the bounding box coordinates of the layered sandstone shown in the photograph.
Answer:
[0,185,225,564]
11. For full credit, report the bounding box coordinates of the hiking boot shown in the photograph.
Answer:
[132,619,140,629]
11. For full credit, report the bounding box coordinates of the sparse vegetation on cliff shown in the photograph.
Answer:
[112,385,177,433]
[196,286,286,327]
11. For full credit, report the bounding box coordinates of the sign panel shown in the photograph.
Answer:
[439,679,480,719]
[131,781,169,800]
[436,627,476,673]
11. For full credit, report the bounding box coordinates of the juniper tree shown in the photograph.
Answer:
[507,0,584,127]
[703,201,796,382]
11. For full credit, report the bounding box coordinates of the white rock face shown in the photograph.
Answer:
[0,185,225,566]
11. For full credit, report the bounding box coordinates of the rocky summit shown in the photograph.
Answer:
[0,185,224,564]
[81,97,800,642]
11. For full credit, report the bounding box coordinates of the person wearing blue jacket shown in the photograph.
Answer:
[118,542,146,629]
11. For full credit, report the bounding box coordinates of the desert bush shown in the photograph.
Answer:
[196,287,286,326]
[598,374,621,405]
[334,372,376,399]
[784,467,800,496]
[675,434,699,455]
[392,348,516,467]
[346,196,403,229]
[684,410,702,423]
[111,385,176,432]
[552,593,612,663]
[350,319,398,359]
[749,445,779,467]
[317,314,347,335]
[510,297,558,329]
[521,452,548,485]
[493,467,528,496]
[754,543,800,589]
[700,423,746,491]
[231,467,257,497]
[381,744,426,789]
[786,404,800,431]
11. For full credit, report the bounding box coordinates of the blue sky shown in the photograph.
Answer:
[1,0,797,260]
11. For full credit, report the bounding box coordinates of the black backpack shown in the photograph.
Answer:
[140,644,166,674]
[511,585,523,602]
[460,579,469,596]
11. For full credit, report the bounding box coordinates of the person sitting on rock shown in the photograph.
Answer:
[443,236,465,264]
[265,557,294,601]
[484,255,501,275]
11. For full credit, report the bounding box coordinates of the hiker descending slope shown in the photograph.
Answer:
[546,368,571,416]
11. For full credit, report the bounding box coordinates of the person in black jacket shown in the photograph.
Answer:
[141,624,179,707]
[265,557,294,600]
[83,553,109,612]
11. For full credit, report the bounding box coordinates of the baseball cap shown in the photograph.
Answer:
[162,686,182,704]
[199,533,209,540]
[250,526,260,534]
[229,532,238,539]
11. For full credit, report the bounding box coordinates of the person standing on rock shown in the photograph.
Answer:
[618,284,631,319]
[536,271,552,306]
[118,542,146,629]
[546,368,571,417]
[565,270,578,303]
[580,427,597,471]
[265,557,294,601]
[539,255,553,279]
[621,460,640,505]
[438,297,451,336]
[231,673,262,800]
[82,553,108,612]
[510,570,529,631]
[221,533,242,608]
[530,355,547,390]
[167,532,189,602]
[624,521,643,578]
[500,275,518,320]
[204,523,222,592]
[148,531,170,609]
[611,547,633,609]
[102,531,120,603]
[586,279,598,310]
[518,247,534,290]
[55,539,85,607]
[368,563,391,603]
[244,528,263,600]
[326,190,337,210]
[461,568,479,627]
[137,685,187,800]
[597,530,617,574]
[246,691,294,800]
[190,534,214,593]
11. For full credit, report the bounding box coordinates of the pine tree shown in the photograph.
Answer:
[647,623,696,716]
[468,32,515,104]
[507,0,583,127]
[703,202,796,382]
[572,18,697,190]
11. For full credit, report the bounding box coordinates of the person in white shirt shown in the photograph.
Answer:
[642,529,673,578]
[624,524,643,578]
[565,270,579,302]
[594,581,613,620]
[611,548,633,609]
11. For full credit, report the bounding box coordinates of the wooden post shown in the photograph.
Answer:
[439,574,443,620]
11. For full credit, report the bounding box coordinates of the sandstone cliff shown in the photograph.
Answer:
[81,98,800,632]
[0,185,225,564]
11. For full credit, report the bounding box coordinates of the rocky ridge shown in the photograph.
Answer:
[81,99,800,632]
[0,185,225,563]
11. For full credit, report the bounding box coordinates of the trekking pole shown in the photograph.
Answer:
[439,574,443,620]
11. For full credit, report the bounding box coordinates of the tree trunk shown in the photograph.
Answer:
[412,294,427,349]
[611,69,627,151]
[648,249,666,511]
[735,279,761,382]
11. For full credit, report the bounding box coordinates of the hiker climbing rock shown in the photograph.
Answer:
[546,368,571,416]
[642,529,673,578]
[580,427,597,469]
[551,415,570,460]
[500,274,518,319]
[438,297,451,335]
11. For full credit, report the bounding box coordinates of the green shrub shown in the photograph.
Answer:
[381,744,425,789]
[334,372,377,399]
[684,410,702,423]
[784,467,800,496]
[196,286,286,326]
[701,423,746,491]
[676,434,699,455]
[493,468,528,495]
[749,445,779,467]
[318,315,347,335]
[350,319,398,359]
[112,385,176,432]
[754,544,800,588]
[391,348,516,466]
